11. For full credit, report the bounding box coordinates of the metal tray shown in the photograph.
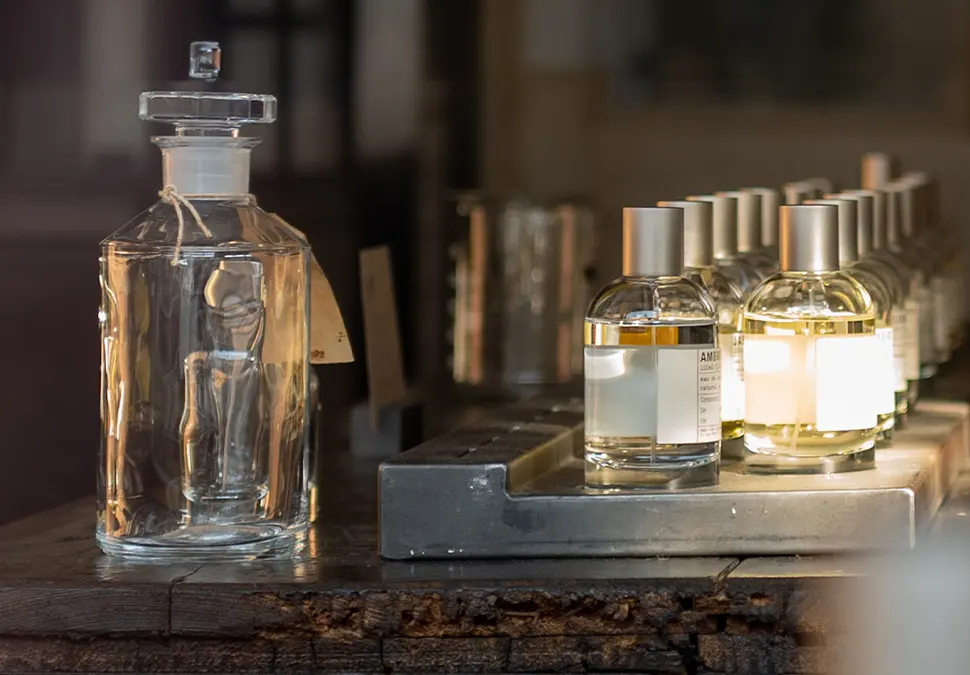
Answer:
[379,400,970,559]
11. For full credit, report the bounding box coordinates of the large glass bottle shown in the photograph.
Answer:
[807,197,896,446]
[98,43,310,560]
[585,207,721,489]
[659,199,745,458]
[743,205,879,473]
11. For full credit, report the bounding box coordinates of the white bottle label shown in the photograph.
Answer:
[719,332,745,422]
[903,298,921,380]
[656,347,722,444]
[744,334,878,431]
[584,344,720,444]
[889,309,908,392]
[874,327,897,414]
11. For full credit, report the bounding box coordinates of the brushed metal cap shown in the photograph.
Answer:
[658,199,713,268]
[744,187,780,247]
[861,152,897,189]
[779,204,840,273]
[805,177,834,196]
[720,190,762,253]
[884,184,904,247]
[893,180,917,238]
[807,198,859,264]
[831,191,874,256]
[784,181,814,205]
[903,171,939,229]
[688,194,737,259]
[622,207,684,277]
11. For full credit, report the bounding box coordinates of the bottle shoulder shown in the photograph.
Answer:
[103,197,310,253]
[744,271,875,321]
[587,275,717,324]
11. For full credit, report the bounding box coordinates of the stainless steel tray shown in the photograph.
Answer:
[379,400,970,559]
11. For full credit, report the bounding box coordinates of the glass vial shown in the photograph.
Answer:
[808,197,896,446]
[743,204,878,474]
[687,194,764,296]
[585,207,721,489]
[99,43,310,560]
[660,199,745,458]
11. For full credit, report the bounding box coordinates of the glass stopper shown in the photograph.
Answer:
[189,42,221,82]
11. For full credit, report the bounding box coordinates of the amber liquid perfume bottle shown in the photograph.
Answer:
[743,205,879,473]
[585,207,721,489]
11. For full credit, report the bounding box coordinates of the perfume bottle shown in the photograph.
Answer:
[743,204,878,473]
[99,43,311,560]
[720,190,777,277]
[834,190,911,421]
[687,194,764,295]
[901,174,955,364]
[660,199,745,456]
[744,187,781,262]
[884,182,939,380]
[807,197,896,445]
[585,207,721,488]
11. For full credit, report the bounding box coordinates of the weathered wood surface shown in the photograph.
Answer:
[1,357,968,674]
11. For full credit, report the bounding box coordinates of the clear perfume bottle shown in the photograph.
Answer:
[807,197,896,446]
[687,194,764,296]
[834,190,911,421]
[98,43,310,560]
[743,187,781,262]
[585,207,721,489]
[743,204,878,474]
[720,190,777,277]
[884,182,939,380]
[659,199,745,457]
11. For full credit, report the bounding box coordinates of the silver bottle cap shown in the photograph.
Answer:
[622,207,684,277]
[779,204,840,273]
[861,152,897,189]
[783,181,814,205]
[903,171,939,229]
[831,191,874,256]
[688,194,738,259]
[884,184,904,247]
[805,177,834,196]
[744,187,780,247]
[720,190,762,253]
[658,200,713,268]
[892,180,917,238]
[807,198,859,264]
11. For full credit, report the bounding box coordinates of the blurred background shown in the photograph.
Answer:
[2,0,969,523]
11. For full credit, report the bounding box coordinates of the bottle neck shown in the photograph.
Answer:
[161,145,252,195]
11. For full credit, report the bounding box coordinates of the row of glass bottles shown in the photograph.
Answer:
[584,158,964,488]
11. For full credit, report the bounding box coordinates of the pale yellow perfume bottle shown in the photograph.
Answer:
[808,197,896,446]
[660,199,745,457]
[687,194,764,296]
[584,207,721,489]
[743,204,879,474]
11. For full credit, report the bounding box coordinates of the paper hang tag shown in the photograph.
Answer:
[359,245,408,425]
[268,214,354,365]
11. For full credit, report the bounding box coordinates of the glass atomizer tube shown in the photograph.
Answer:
[585,207,721,488]
[743,204,879,473]
[807,197,896,445]
[659,200,745,457]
